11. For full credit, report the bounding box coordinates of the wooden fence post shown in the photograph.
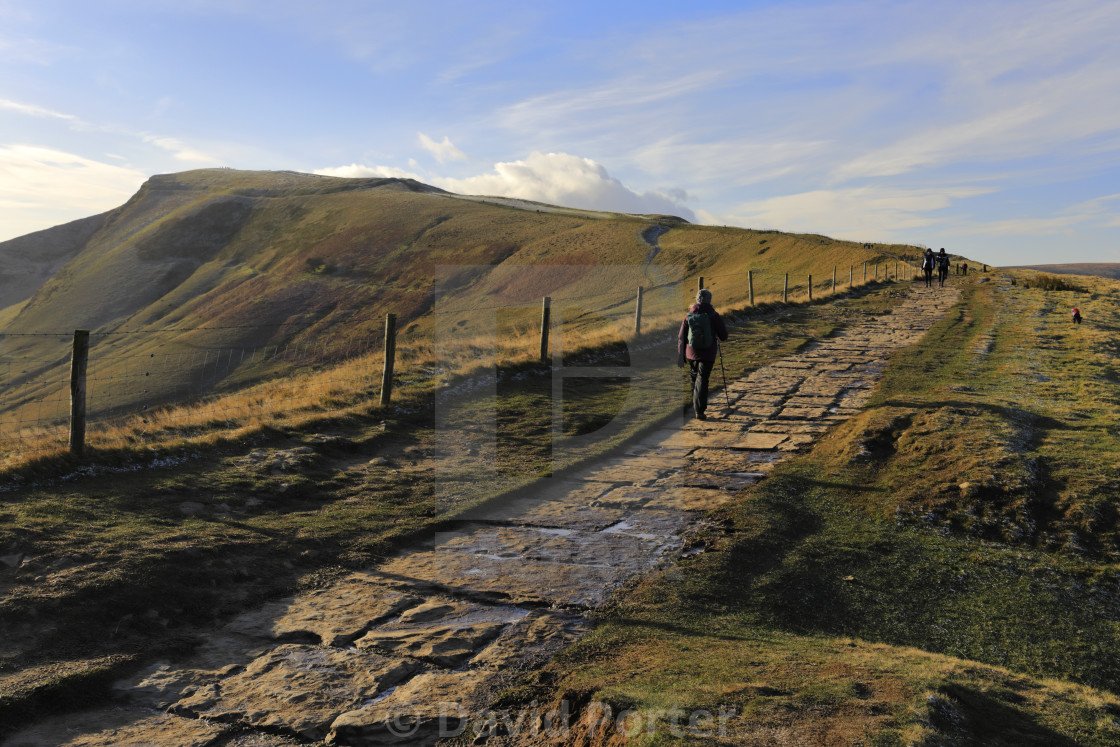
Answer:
[849,265,854,289]
[895,261,899,281]
[69,329,90,457]
[698,277,704,293]
[808,275,813,302]
[540,296,551,362]
[863,262,867,283]
[379,313,397,406]
[832,266,837,293]
[634,286,643,336]
[783,273,789,303]
[748,270,754,305]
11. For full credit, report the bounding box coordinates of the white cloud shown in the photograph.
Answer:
[432,152,694,219]
[313,163,423,180]
[314,152,694,219]
[714,186,992,240]
[141,134,221,164]
[0,98,76,120]
[0,144,146,241]
[418,132,466,163]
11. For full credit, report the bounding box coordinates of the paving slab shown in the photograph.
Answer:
[643,486,732,512]
[729,432,789,450]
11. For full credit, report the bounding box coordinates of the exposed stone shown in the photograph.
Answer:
[592,485,662,508]
[729,432,788,450]
[177,501,206,516]
[115,633,271,708]
[643,487,728,512]
[224,573,418,646]
[1,708,225,747]
[471,611,589,670]
[466,496,625,531]
[174,645,418,741]
[356,597,526,667]
[357,622,507,667]
[378,551,629,608]
[330,670,491,746]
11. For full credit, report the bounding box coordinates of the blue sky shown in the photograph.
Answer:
[2,0,1118,266]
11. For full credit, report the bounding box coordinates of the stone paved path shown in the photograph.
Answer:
[2,287,959,747]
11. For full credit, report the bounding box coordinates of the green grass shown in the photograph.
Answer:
[529,275,1120,745]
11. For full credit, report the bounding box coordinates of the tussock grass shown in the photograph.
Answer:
[1024,273,1086,292]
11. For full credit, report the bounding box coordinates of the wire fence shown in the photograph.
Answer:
[0,259,921,462]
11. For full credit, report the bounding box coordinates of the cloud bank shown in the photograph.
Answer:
[317,152,695,220]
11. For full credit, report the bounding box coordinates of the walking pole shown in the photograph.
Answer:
[717,341,732,417]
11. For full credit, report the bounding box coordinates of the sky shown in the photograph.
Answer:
[1,0,1119,266]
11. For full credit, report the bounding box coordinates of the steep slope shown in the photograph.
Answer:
[0,211,111,311]
[0,168,912,426]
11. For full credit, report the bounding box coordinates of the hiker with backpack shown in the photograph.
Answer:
[1072,307,1082,325]
[677,288,729,421]
[921,249,935,287]
[937,248,950,287]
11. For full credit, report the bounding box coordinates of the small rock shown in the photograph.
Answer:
[367,457,387,467]
[277,484,290,494]
[50,556,75,569]
[1,553,23,569]
[178,502,206,516]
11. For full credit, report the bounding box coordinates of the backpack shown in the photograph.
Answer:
[922,255,933,270]
[686,311,715,351]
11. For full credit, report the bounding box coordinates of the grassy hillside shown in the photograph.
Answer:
[0,168,911,459]
[0,212,110,312]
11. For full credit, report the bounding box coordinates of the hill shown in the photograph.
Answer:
[1008,262,1120,279]
[0,168,914,439]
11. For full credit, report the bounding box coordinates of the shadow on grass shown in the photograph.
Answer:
[933,683,1081,747]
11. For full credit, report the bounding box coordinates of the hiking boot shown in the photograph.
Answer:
[696,411,707,421]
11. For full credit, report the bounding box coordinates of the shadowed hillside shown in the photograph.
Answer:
[1009,263,1120,279]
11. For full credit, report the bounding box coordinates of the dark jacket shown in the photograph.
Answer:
[678,302,728,362]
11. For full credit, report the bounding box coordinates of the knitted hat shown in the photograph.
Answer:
[696,288,712,304]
